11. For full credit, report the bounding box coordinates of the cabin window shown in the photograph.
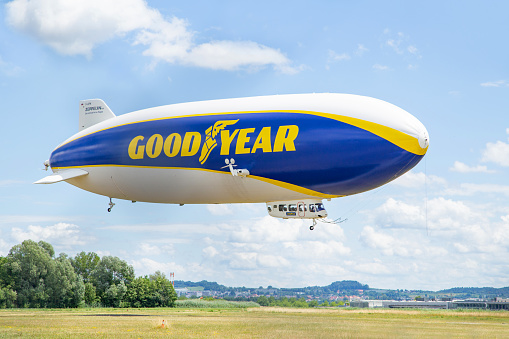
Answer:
[288,204,297,212]
[298,204,306,212]
[279,204,288,212]
[267,206,272,212]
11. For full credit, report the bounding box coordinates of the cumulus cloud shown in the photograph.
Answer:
[206,204,234,216]
[450,161,494,173]
[390,171,447,189]
[481,129,509,166]
[11,222,88,247]
[6,0,297,73]
[131,257,186,277]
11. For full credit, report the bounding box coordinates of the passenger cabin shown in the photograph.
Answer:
[266,199,328,219]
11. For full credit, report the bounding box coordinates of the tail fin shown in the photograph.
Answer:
[79,99,116,131]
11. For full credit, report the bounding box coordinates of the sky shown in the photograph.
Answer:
[1,0,509,291]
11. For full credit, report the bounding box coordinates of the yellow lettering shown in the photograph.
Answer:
[146,134,163,158]
[235,128,255,154]
[181,132,201,156]
[128,136,145,159]
[251,126,272,153]
[273,125,299,152]
[164,133,182,157]
[220,129,239,155]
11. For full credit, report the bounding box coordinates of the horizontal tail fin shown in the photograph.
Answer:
[34,169,88,184]
[79,99,115,131]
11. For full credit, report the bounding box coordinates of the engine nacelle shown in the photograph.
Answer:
[266,199,327,219]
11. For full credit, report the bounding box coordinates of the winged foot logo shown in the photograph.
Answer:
[127,119,299,165]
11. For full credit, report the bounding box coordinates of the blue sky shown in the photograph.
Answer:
[1,0,509,290]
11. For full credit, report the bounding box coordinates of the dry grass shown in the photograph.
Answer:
[0,307,507,338]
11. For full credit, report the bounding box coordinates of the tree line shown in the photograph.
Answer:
[0,240,176,308]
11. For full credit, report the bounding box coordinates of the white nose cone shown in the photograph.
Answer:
[418,129,430,150]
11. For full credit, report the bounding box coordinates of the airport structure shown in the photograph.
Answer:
[350,298,509,310]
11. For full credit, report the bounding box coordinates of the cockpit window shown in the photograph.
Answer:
[315,203,325,211]
[309,204,316,212]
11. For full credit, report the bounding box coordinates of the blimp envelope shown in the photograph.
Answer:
[36,93,429,213]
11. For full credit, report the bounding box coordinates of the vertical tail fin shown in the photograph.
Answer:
[79,99,116,131]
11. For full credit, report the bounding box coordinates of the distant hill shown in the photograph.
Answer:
[173,279,509,299]
[438,286,509,296]
[175,279,369,292]
[327,280,370,291]
[174,280,229,292]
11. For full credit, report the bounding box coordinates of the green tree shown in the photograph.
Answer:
[257,295,269,306]
[294,297,308,308]
[37,241,55,258]
[90,256,135,301]
[6,240,55,307]
[0,287,17,308]
[71,252,100,283]
[4,240,84,308]
[103,282,127,307]
[0,256,9,287]
[46,254,84,308]
[126,276,150,308]
[147,271,177,307]
[308,300,319,307]
[84,282,98,306]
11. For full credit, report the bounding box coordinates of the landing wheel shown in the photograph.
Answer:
[107,198,115,212]
[309,225,314,230]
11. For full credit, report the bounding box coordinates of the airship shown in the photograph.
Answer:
[36,93,429,229]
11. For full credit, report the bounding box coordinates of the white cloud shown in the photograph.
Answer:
[207,204,234,216]
[6,0,297,73]
[283,240,350,258]
[373,63,390,71]
[131,258,186,277]
[355,44,368,56]
[481,80,509,87]
[445,183,509,197]
[203,246,219,258]
[328,50,351,62]
[10,222,88,247]
[372,198,424,228]
[0,55,23,76]
[229,216,304,243]
[482,141,509,167]
[450,161,494,173]
[407,45,418,54]
[135,242,162,256]
[0,215,73,224]
[390,171,447,189]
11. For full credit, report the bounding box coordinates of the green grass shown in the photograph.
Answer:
[175,299,260,308]
[0,307,507,338]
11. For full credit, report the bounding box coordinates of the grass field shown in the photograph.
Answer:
[0,307,508,338]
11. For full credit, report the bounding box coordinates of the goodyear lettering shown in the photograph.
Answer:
[127,122,299,162]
